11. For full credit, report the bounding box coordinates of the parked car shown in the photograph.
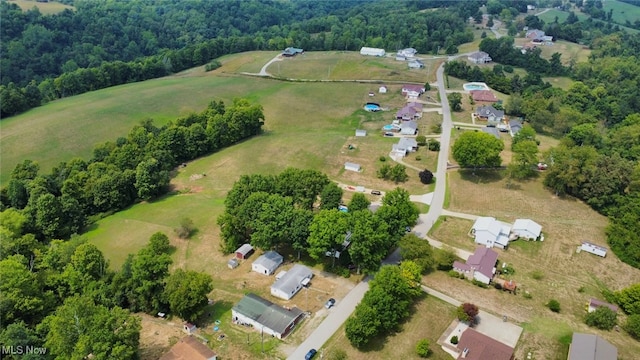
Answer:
[305,349,317,360]
[384,132,395,137]
[371,190,381,195]
[325,298,336,309]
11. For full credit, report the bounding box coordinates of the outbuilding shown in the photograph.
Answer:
[355,129,367,137]
[360,47,386,56]
[580,242,607,257]
[252,251,284,276]
[511,219,542,240]
[344,162,361,172]
[235,243,254,260]
[378,86,388,93]
[270,264,313,300]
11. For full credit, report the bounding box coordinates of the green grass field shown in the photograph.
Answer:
[603,0,640,26]
[9,0,74,14]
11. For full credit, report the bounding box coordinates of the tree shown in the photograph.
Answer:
[289,208,314,259]
[625,314,640,339]
[0,255,45,326]
[434,247,457,270]
[452,131,504,170]
[135,157,169,200]
[148,232,172,254]
[448,92,462,111]
[378,188,420,240]
[585,306,617,330]
[175,217,196,239]
[251,194,296,250]
[62,243,108,295]
[416,339,431,358]
[547,299,561,312]
[348,193,370,212]
[164,269,213,323]
[399,234,435,273]
[419,169,434,184]
[43,296,140,360]
[456,303,479,323]
[508,140,539,180]
[307,209,349,261]
[428,140,440,151]
[126,245,173,313]
[614,283,640,315]
[347,210,389,274]
[320,182,343,210]
[424,82,431,91]
[345,303,381,348]
[0,321,43,360]
[416,135,427,146]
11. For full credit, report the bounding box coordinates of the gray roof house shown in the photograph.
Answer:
[252,251,284,276]
[400,120,418,135]
[282,47,304,57]
[568,333,617,360]
[475,105,504,126]
[481,126,500,139]
[467,51,492,64]
[509,119,523,137]
[453,247,498,285]
[408,59,424,69]
[512,219,542,240]
[270,264,313,300]
[232,293,304,339]
[398,137,418,151]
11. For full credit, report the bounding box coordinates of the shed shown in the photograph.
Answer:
[511,219,542,240]
[235,244,254,259]
[360,47,385,56]
[227,258,239,269]
[580,242,607,257]
[252,251,284,276]
[378,86,388,93]
[355,129,367,137]
[588,298,618,313]
[344,162,361,172]
[270,264,313,300]
[183,323,197,335]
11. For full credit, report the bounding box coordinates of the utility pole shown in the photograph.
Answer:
[261,326,264,353]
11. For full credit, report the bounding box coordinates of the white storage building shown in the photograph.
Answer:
[344,162,361,172]
[581,242,607,257]
[360,47,386,56]
[252,251,283,276]
[512,219,542,240]
[270,264,313,300]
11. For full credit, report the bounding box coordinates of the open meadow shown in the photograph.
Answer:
[427,169,640,360]
[8,0,74,14]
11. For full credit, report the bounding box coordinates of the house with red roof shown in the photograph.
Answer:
[470,90,498,103]
[453,247,498,284]
[456,328,514,360]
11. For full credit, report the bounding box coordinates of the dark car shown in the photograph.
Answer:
[371,190,381,195]
[325,298,336,309]
[305,349,317,360]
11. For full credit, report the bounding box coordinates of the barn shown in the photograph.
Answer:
[360,47,386,56]
[235,243,254,259]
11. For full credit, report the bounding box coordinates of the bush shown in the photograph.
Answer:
[379,156,387,162]
[427,140,440,151]
[415,155,422,161]
[204,60,222,72]
[450,335,459,344]
[494,282,503,290]
[448,270,463,278]
[431,123,442,134]
[547,299,561,313]
[436,248,457,270]
[472,279,489,288]
[625,314,640,339]
[456,303,479,323]
[415,339,431,358]
[503,65,514,73]
[175,217,196,238]
[419,169,434,184]
[585,306,617,330]
[578,286,586,293]
[501,264,515,275]
[523,291,533,299]
[416,135,427,146]
[531,270,544,280]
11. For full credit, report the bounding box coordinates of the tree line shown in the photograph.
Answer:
[218,169,420,275]
[1,98,264,240]
[0,0,479,117]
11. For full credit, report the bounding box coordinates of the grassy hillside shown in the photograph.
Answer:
[8,0,74,14]
[604,0,640,25]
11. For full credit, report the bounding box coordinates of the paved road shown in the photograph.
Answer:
[286,278,370,360]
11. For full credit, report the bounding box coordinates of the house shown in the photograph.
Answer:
[227,258,239,269]
[470,90,498,102]
[400,120,418,135]
[360,47,385,56]
[235,244,254,260]
[401,84,425,98]
[379,85,388,93]
[481,127,501,139]
[511,219,542,240]
[567,333,617,360]
[355,129,367,137]
[282,47,304,57]
[391,143,408,158]
[526,29,546,40]
[396,106,418,121]
[407,101,424,113]
[527,4,536,10]
[471,217,512,249]
[395,54,407,61]
[344,162,361,172]
[588,298,618,313]
[398,137,418,151]
[467,51,492,64]
[475,105,504,126]
[252,251,284,276]
[183,323,197,335]
[398,48,417,58]
[453,247,499,284]
[160,336,217,360]
[408,60,424,69]
[456,328,514,360]
[232,293,305,339]
[580,242,608,257]
[270,264,313,300]
[509,119,523,137]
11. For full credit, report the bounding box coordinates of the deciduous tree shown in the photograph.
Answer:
[452,131,504,170]
[164,269,213,323]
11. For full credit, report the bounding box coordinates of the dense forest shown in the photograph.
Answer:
[0,0,481,117]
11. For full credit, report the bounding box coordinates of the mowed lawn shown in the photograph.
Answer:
[429,169,640,360]
[322,294,457,360]
[603,0,640,25]
[9,0,74,14]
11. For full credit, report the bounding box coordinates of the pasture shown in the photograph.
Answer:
[8,0,74,14]
[427,169,640,360]
[603,0,640,26]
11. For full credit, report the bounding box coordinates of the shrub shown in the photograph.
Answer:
[578,286,586,293]
[585,306,617,330]
[547,299,561,313]
[175,217,196,238]
[523,291,533,299]
[531,270,544,280]
[204,60,222,72]
[436,248,457,270]
[415,155,422,161]
[431,123,442,134]
[494,282,503,290]
[501,264,515,275]
[503,65,514,73]
[450,335,459,344]
[456,303,479,323]
[625,314,640,339]
[416,135,427,146]
[379,156,387,162]
[427,140,440,151]
[419,169,434,184]
[472,279,489,288]
[415,339,431,358]
[448,270,463,278]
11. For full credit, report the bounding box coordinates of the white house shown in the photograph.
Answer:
[232,293,304,339]
[355,129,367,137]
[398,137,418,151]
[467,51,492,64]
[401,84,425,98]
[252,251,283,276]
[400,120,418,135]
[270,264,313,300]
[344,162,361,172]
[581,242,607,257]
[360,47,385,56]
[511,219,542,240]
[398,48,417,58]
[471,217,512,249]
[408,60,424,69]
